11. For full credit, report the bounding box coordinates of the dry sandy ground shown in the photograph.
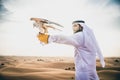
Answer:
[0,56,120,80]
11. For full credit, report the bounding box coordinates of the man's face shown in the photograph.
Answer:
[72,23,80,33]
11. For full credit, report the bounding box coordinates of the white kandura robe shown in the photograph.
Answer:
[48,23,105,80]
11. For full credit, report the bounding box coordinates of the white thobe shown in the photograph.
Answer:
[48,32,99,80]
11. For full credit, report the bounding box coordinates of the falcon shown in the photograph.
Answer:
[30,18,63,34]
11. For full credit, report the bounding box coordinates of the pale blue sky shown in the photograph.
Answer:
[0,0,120,57]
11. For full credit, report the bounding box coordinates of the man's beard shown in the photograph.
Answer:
[74,29,82,34]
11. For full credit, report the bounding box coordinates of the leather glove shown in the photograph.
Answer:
[37,33,49,44]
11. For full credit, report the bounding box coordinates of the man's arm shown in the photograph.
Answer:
[96,44,105,68]
[37,33,79,47]
[49,35,79,47]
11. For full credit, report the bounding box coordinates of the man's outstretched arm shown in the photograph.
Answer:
[37,33,79,47]
[49,34,79,47]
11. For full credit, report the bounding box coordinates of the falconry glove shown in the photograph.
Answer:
[37,33,49,44]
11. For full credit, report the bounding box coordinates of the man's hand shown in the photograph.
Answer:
[37,32,49,44]
[100,60,105,68]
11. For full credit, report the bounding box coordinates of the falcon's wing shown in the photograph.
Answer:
[47,21,64,27]
[39,18,64,27]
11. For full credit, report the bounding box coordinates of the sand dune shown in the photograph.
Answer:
[98,70,120,80]
[0,56,120,80]
[1,67,74,80]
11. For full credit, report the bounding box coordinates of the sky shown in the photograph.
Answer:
[0,0,120,57]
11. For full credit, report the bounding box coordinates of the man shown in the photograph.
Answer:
[37,20,105,80]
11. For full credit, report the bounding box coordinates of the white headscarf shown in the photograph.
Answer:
[76,22,105,68]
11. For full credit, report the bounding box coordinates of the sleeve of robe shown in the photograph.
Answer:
[48,33,81,47]
[96,41,105,67]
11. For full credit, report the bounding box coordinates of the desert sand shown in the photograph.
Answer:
[0,56,120,80]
